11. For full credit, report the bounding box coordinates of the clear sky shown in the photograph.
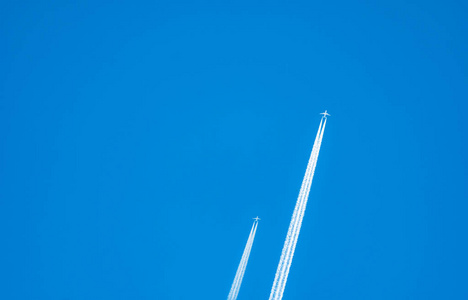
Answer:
[1,1,467,299]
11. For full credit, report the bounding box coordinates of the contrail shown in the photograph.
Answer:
[227,219,259,300]
[275,118,325,295]
[230,222,256,300]
[227,221,258,300]
[273,118,325,299]
[269,114,328,300]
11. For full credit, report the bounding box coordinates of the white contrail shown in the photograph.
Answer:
[230,222,257,300]
[232,222,258,299]
[272,119,323,295]
[272,118,324,299]
[274,118,325,296]
[227,220,259,300]
[271,119,326,300]
[277,118,326,300]
[229,224,254,300]
[269,116,327,300]
[275,120,326,299]
[228,221,258,300]
[273,118,327,300]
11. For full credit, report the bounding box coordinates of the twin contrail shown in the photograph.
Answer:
[227,219,259,300]
[269,116,328,300]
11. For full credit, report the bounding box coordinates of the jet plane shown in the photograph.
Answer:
[320,110,330,117]
[253,216,261,222]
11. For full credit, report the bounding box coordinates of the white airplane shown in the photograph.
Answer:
[320,110,331,117]
[253,216,261,222]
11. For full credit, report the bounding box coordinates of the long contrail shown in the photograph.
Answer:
[273,118,325,298]
[227,219,259,300]
[275,118,325,295]
[269,115,328,300]
[230,222,257,300]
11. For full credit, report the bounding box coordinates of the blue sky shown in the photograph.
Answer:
[1,1,467,299]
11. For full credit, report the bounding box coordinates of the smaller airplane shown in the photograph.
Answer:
[253,216,261,222]
[320,110,331,117]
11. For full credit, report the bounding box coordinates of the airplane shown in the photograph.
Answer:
[320,110,331,117]
[253,216,261,222]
